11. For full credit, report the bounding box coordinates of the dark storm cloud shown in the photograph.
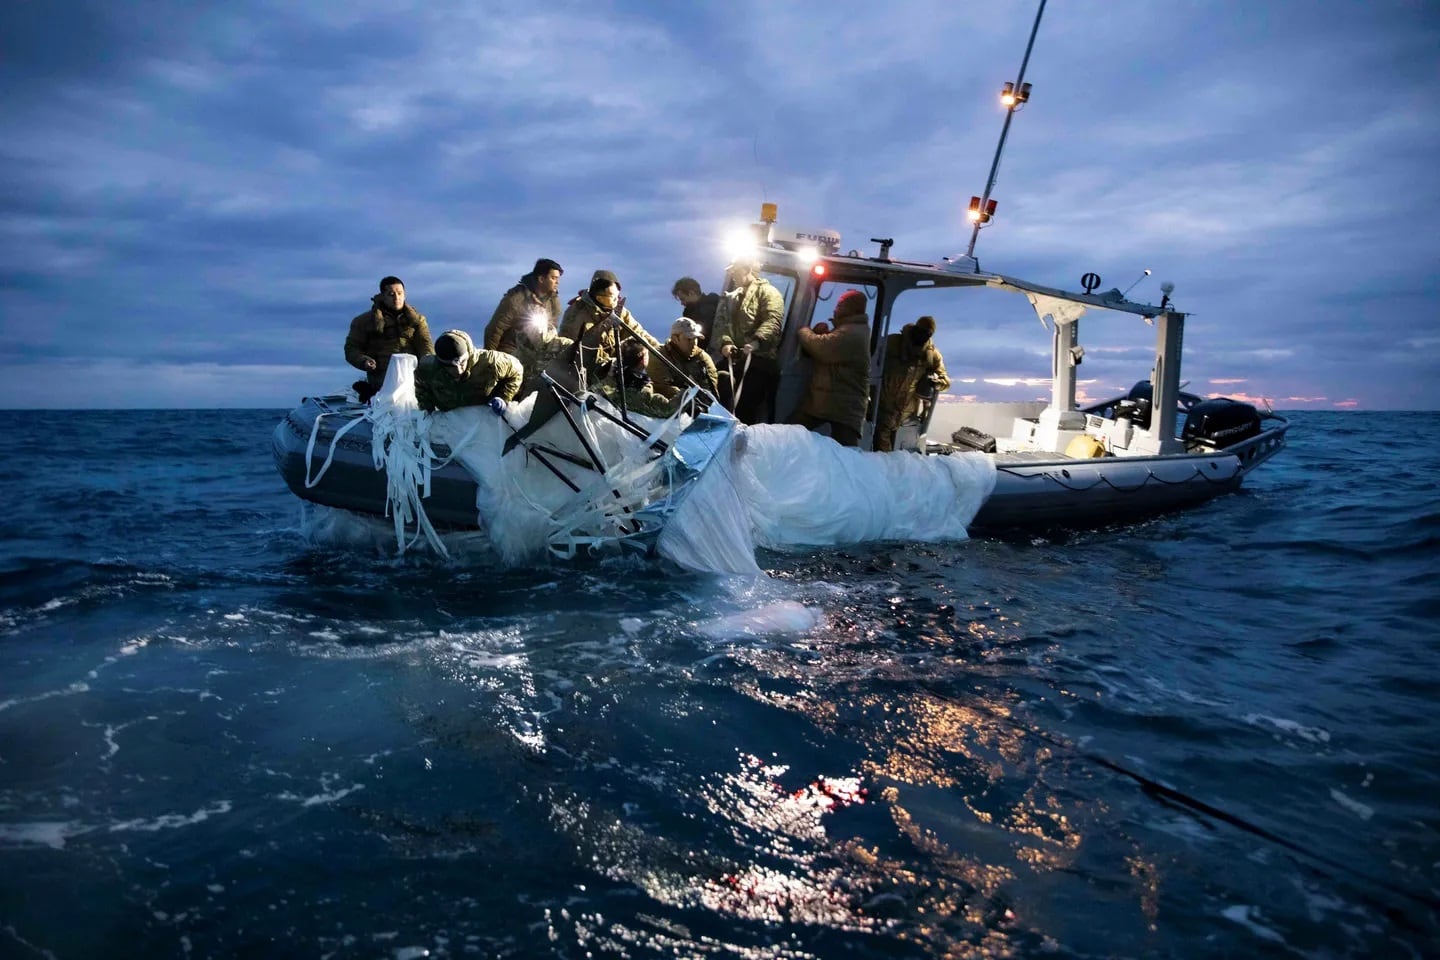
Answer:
[0,0,1436,408]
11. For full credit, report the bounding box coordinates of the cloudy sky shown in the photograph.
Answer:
[2,0,1437,410]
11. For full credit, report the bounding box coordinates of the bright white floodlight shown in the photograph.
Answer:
[724,227,757,262]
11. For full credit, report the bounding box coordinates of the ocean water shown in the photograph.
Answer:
[0,409,1436,959]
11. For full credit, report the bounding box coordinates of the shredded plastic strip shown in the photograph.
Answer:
[366,355,449,558]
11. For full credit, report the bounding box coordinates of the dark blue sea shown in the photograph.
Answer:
[1,409,1436,959]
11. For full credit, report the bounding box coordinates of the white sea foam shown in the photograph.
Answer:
[0,681,90,714]
[1,923,61,960]
[1148,812,1216,846]
[0,821,83,850]
[107,800,232,833]
[1242,713,1331,744]
[1220,904,1286,943]
[118,636,151,656]
[698,601,822,640]
[1329,788,1374,821]
[278,784,365,807]
[299,630,457,661]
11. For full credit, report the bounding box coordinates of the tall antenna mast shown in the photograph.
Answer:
[965,0,1047,259]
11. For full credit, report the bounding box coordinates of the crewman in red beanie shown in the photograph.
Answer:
[794,290,871,447]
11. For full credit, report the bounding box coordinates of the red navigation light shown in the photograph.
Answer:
[812,263,827,277]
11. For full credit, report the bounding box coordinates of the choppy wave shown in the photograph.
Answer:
[0,410,1435,957]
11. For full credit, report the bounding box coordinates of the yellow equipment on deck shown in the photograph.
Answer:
[1065,435,1108,459]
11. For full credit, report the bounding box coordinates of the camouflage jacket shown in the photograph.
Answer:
[877,326,950,426]
[598,379,680,420]
[558,293,661,381]
[713,278,784,360]
[648,340,719,400]
[512,334,575,399]
[345,299,434,385]
[414,331,523,413]
[483,277,562,354]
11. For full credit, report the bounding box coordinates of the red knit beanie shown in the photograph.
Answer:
[836,290,868,319]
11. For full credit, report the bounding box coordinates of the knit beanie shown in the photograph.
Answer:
[836,290,868,320]
[589,269,621,295]
[435,332,465,364]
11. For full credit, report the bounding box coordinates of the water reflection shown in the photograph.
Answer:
[677,601,1115,954]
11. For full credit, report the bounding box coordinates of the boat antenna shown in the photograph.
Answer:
[1122,269,1152,298]
[965,0,1048,259]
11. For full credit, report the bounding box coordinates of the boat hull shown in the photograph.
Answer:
[968,422,1286,531]
[274,398,1287,536]
[272,396,482,529]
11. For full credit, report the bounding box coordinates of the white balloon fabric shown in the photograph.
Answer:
[660,424,996,572]
[365,356,997,574]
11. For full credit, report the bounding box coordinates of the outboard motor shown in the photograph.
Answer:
[1182,398,1262,451]
[1115,380,1200,429]
[1119,381,1155,429]
[1114,397,1152,430]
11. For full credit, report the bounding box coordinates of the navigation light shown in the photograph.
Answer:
[1001,81,1032,108]
[812,263,827,278]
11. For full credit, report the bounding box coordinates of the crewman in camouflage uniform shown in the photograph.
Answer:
[345,276,434,403]
[649,317,718,403]
[483,258,564,355]
[558,270,661,385]
[874,315,951,452]
[795,290,872,447]
[512,320,575,401]
[599,339,680,420]
[712,258,784,424]
[414,329,523,414]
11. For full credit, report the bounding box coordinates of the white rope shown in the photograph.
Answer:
[729,351,753,410]
[304,408,368,489]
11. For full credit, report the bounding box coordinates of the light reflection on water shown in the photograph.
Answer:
[3,410,1437,958]
[510,585,1124,958]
